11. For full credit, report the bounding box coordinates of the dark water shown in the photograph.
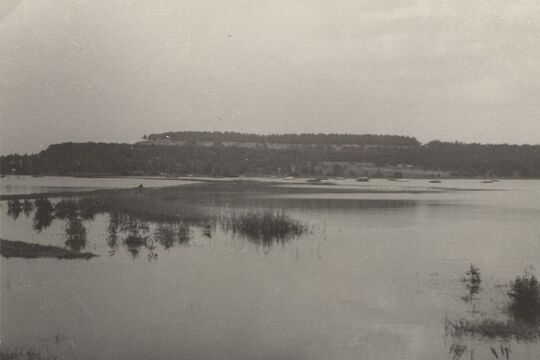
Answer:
[1,179,539,359]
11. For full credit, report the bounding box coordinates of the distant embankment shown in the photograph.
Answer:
[1,131,539,178]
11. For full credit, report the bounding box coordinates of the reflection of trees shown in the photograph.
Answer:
[55,199,78,219]
[104,214,193,259]
[7,199,37,219]
[64,215,87,251]
[17,193,305,260]
[32,198,55,232]
[155,224,176,249]
[120,215,150,259]
[22,199,33,216]
[55,199,88,251]
[155,223,192,249]
[107,212,120,256]
[7,199,22,219]
[77,197,98,220]
[10,195,208,259]
[202,223,213,238]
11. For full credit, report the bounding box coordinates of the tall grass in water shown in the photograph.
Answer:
[508,271,540,324]
[0,347,58,360]
[154,223,192,249]
[221,211,306,246]
[446,317,540,342]
[446,268,540,343]
[462,264,481,302]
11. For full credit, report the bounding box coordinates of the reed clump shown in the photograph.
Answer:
[508,272,540,324]
[221,210,306,245]
[0,347,59,360]
[445,318,540,342]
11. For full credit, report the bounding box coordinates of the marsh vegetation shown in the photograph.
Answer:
[220,211,306,246]
[446,265,540,359]
[3,185,308,259]
[508,272,540,325]
[0,347,59,360]
[462,264,481,302]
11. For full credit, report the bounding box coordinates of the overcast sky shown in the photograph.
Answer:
[1,0,539,154]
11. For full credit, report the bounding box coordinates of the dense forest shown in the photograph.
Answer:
[1,132,539,178]
[146,131,420,146]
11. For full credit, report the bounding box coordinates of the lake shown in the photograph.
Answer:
[1,178,539,360]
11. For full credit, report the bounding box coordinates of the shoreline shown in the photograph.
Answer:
[2,173,539,181]
[0,177,509,201]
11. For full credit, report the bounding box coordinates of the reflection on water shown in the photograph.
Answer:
[2,180,540,360]
[64,216,87,252]
[155,222,192,249]
[7,199,34,220]
[32,198,55,232]
[122,216,151,259]
[106,211,120,256]
[4,193,307,260]
[7,199,21,219]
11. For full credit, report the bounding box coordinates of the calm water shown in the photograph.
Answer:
[1,178,539,359]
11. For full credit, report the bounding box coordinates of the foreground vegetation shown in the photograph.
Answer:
[446,268,540,359]
[0,348,58,360]
[446,267,540,360]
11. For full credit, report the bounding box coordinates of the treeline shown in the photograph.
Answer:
[2,138,539,178]
[146,131,420,146]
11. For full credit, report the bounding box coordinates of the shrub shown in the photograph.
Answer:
[508,272,540,324]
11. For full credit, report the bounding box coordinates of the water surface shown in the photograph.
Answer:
[1,179,539,359]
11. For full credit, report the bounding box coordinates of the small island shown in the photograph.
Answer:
[0,239,97,259]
